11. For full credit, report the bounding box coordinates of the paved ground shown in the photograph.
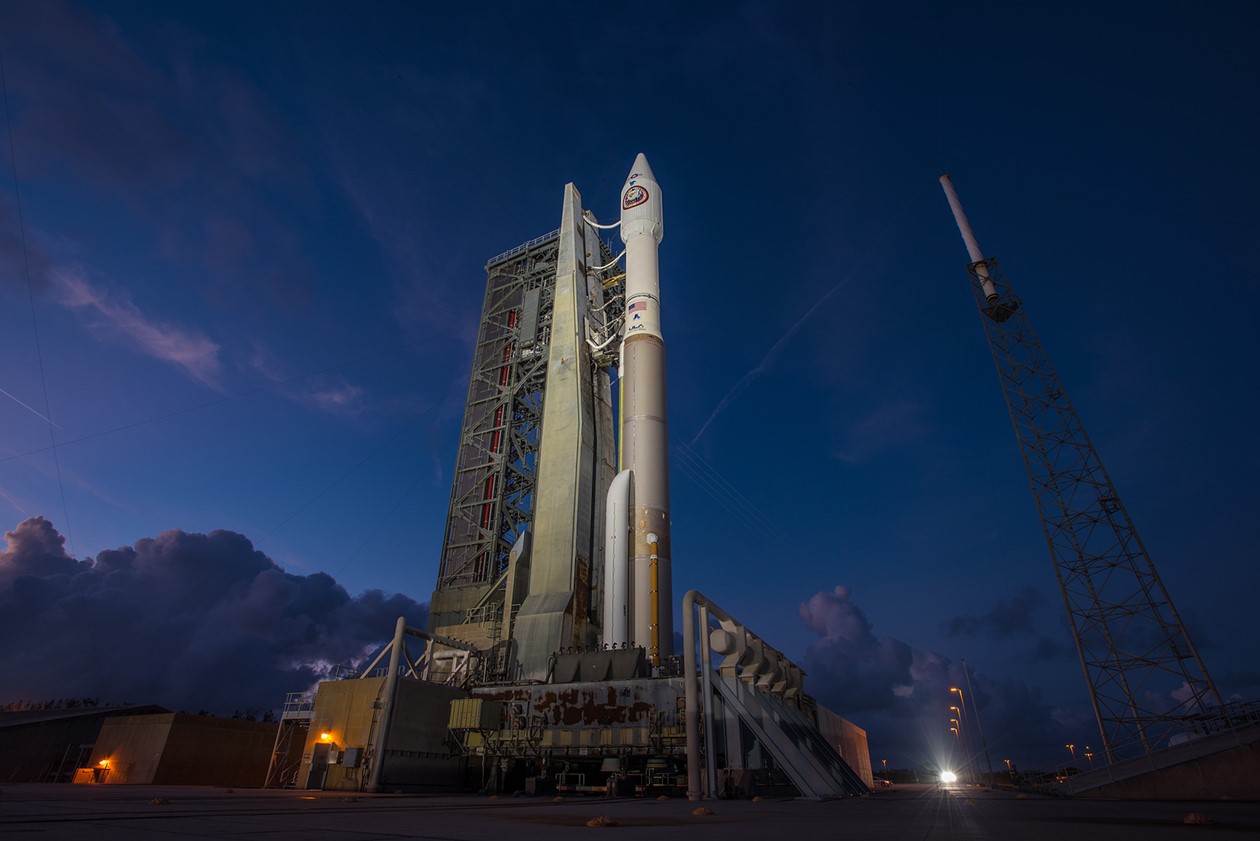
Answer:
[1,782,1257,840]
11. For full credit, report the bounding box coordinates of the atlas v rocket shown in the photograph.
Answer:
[603,154,672,665]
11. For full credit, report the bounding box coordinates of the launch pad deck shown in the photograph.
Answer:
[4,783,1259,840]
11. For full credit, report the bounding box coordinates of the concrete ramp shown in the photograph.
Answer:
[1066,721,1260,800]
[715,676,868,799]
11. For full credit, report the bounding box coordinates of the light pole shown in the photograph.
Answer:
[1065,743,1076,761]
[961,660,996,789]
[1084,747,1094,770]
[948,705,971,783]
[881,758,888,779]
[950,688,980,785]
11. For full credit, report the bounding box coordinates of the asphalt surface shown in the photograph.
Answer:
[1,782,1257,840]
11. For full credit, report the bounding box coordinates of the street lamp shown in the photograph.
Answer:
[1004,759,1011,771]
[950,688,979,785]
[1065,743,1076,761]
[1084,747,1094,769]
[959,660,996,791]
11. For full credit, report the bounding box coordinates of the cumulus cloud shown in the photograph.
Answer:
[0,517,425,714]
[800,585,941,716]
[799,584,1072,770]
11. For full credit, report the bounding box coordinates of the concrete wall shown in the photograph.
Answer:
[88,713,277,787]
[1076,740,1260,800]
[300,677,467,792]
[378,679,468,791]
[156,715,277,786]
[90,714,174,783]
[0,706,166,783]
[300,676,385,790]
[815,705,874,788]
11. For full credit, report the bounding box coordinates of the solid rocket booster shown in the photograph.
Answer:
[617,153,672,664]
[939,174,998,303]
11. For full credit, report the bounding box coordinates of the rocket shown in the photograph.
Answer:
[603,153,672,665]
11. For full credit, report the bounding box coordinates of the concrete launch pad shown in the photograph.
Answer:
[4,783,1260,841]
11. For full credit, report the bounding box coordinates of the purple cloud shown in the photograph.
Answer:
[53,266,224,389]
[799,584,1077,770]
[0,517,425,713]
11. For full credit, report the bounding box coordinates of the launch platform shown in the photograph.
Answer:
[268,159,872,800]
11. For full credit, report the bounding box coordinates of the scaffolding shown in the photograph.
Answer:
[429,233,560,630]
[264,692,313,788]
[429,212,622,666]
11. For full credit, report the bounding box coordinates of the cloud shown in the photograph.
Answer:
[0,516,426,713]
[799,585,923,715]
[52,266,223,389]
[941,586,1045,639]
[831,398,928,464]
[247,344,367,417]
[326,149,458,340]
[799,584,1076,770]
[1031,635,1076,662]
[1,1,318,313]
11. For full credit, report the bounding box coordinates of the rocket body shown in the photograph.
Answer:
[617,154,672,662]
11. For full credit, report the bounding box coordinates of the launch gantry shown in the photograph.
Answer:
[429,188,624,683]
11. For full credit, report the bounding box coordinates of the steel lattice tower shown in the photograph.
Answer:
[940,176,1223,763]
[429,190,622,681]
[429,232,560,634]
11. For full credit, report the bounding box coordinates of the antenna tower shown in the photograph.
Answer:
[940,175,1223,763]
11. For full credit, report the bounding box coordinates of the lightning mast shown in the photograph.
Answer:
[939,174,1223,763]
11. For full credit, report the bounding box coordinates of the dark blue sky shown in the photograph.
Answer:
[0,1,1256,771]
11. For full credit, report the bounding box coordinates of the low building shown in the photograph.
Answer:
[0,705,168,783]
[84,713,278,787]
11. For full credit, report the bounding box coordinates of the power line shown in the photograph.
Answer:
[1,46,74,555]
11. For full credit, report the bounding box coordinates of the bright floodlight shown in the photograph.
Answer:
[940,770,957,783]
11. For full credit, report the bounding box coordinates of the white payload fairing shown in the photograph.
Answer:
[602,154,672,665]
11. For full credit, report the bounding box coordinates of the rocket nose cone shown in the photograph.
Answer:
[628,152,656,183]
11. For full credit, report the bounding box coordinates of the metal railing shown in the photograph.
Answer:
[485,229,560,269]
